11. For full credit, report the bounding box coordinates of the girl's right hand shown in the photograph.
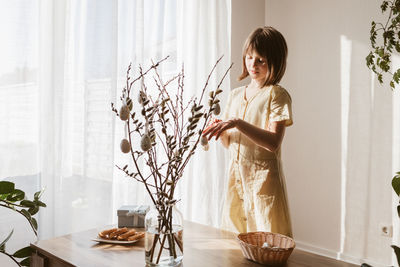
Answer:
[202,118,238,141]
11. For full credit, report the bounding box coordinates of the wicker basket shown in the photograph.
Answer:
[237,232,295,266]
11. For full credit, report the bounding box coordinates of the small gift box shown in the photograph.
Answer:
[117,205,149,228]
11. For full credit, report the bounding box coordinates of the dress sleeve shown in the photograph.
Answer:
[269,87,293,126]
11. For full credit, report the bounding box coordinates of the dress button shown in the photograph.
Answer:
[243,217,247,221]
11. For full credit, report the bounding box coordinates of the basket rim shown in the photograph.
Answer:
[236,231,296,251]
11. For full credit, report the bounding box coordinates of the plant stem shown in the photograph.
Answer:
[0,251,22,267]
[156,232,168,264]
[198,55,224,103]
[173,233,183,253]
[126,121,157,206]
[149,233,159,262]
[0,199,25,208]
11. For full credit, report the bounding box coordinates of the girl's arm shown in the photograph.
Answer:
[203,119,286,152]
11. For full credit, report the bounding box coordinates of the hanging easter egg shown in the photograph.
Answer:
[120,139,131,153]
[213,103,221,116]
[141,134,152,151]
[119,105,130,121]
[200,135,208,146]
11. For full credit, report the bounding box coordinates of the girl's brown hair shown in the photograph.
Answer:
[238,26,288,86]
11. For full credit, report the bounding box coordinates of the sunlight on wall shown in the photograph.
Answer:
[339,34,352,258]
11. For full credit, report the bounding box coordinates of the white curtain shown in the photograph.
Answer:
[176,0,231,227]
[0,0,230,264]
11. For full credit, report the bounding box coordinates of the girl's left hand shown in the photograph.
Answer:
[202,119,238,140]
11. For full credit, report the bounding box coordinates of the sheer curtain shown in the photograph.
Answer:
[0,0,40,259]
[176,0,231,227]
[0,0,230,264]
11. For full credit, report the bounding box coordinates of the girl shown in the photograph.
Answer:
[203,26,293,237]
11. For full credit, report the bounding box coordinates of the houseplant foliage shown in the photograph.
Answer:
[111,56,231,266]
[366,0,400,89]
[392,172,400,263]
[0,181,46,266]
[366,0,400,265]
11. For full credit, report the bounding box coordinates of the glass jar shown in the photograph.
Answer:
[145,204,183,267]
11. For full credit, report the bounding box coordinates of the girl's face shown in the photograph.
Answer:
[245,50,268,84]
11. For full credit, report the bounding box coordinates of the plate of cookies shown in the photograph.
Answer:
[92,227,145,244]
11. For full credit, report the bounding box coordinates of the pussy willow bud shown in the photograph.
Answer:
[138,91,146,104]
[127,98,133,111]
[213,103,221,115]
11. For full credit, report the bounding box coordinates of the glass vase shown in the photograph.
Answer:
[145,204,183,267]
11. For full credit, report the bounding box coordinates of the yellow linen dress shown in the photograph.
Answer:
[221,84,293,237]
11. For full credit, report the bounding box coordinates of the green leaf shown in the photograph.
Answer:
[392,245,400,265]
[390,81,395,88]
[394,69,400,83]
[19,257,30,266]
[378,47,384,57]
[6,189,25,202]
[20,209,31,220]
[20,200,35,208]
[381,1,389,12]
[28,206,39,216]
[397,205,400,218]
[13,246,32,258]
[378,74,383,83]
[0,230,14,249]
[0,181,15,194]
[31,217,38,230]
[393,174,400,196]
[34,191,41,200]
[394,43,400,53]
[34,199,46,207]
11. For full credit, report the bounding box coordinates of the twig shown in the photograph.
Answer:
[198,55,224,103]
[113,56,231,264]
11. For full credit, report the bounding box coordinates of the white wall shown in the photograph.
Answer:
[230,0,265,89]
[265,1,394,266]
[265,0,342,255]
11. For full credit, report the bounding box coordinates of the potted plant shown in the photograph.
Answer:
[0,180,45,266]
[111,56,231,266]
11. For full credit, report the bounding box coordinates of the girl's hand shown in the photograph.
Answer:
[202,119,239,140]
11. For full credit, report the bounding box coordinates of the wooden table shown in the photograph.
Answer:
[30,221,357,267]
